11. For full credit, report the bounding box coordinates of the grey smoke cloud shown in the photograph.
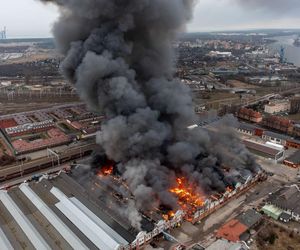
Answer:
[42,0,259,229]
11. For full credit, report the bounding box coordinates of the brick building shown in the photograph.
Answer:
[237,108,263,123]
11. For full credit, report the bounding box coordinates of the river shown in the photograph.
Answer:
[269,35,300,67]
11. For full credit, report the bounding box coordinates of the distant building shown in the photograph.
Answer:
[5,120,54,137]
[211,68,239,76]
[208,51,232,58]
[264,100,290,114]
[290,97,300,114]
[0,27,6,40]
[262,116,294,134]
[238,108,263,123]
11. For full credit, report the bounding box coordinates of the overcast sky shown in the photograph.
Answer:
[1,0,300,38]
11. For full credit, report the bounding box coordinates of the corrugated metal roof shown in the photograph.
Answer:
[267,186,300,215]
[70,198,128,245]
[262,204,283,218]
[19,183,88,250]
[243,140,281,157]
[51,187,122,250]
[0,227,13,250]
[0,191,51,250]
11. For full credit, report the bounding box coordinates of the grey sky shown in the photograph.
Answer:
[1,0,299,38]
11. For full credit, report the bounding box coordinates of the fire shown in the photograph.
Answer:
[170,177,205,207]
[168,177,206,220]
[97,165,114,176]
[162,210,175,221]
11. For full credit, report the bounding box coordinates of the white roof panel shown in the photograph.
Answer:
[70,197,128,245]
[0,226,13,250]
[19,183,88,250]
[0,191,51,250]
[51,187,121,250]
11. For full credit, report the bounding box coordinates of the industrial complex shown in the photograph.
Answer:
[0,103,103,181]
[1,16,300,250]
[0,162,267,250]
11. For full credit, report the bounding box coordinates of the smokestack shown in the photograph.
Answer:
[42,0,259,229]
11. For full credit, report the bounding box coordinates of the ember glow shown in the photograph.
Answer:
[162,211,176,221]
[97,165,114,176]
[169,177,206,219]
[226,186,234,193]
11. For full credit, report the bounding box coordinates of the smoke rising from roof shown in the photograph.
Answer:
[42,0,259,229]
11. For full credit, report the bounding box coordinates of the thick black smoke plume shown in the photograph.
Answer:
[42,0,259,229]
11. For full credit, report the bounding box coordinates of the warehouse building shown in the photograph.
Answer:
[0,173,186,250]
[0,174,140,249]
[243,140,284,163]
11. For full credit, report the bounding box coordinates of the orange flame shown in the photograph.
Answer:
[97,165,114,176]
[226,186,233,193]
[162,210,175,221]
[168,177,206,220]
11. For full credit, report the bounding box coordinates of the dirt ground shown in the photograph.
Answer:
[255,224,300,250]
[287,113,300,122]
[0,100,80,115]
[227,80,257,89]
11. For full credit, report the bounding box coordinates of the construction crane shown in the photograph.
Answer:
[0,27,6,40]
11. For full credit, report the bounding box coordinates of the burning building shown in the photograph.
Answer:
[73,154,266,227]
[40,0,261,232]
